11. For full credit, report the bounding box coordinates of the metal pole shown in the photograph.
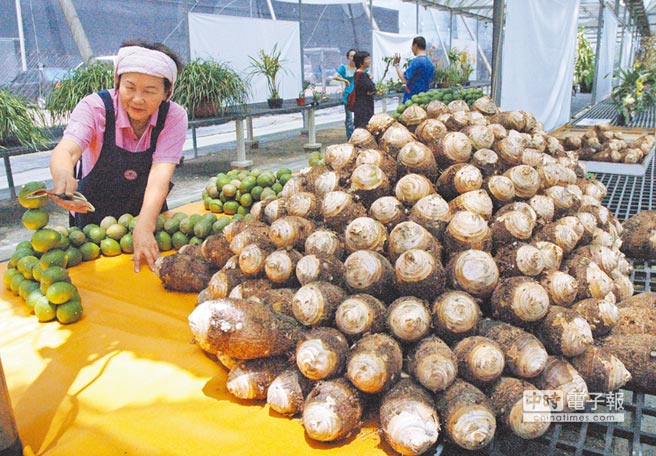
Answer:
[449,10,453,50]
[299,0,308,134]
[429,9,449,61]
[460,15,492,76]
[57,0,94,64]
[416,3,419,35]
[490,0,504,105]
[618,5,627,69]
[15,0,26,71]
[266,0,276,20]
[184,0,192,61]
[591,1,604,105]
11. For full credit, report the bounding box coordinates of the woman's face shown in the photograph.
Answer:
[362,56,371,69]
[118,72,168,124]
[347,51,356,63]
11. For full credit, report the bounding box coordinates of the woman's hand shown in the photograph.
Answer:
[50,139,83,197]
[132,221,159,273]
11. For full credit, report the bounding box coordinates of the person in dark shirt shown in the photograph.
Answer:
[393,36,435,103]
[352,51,376,129]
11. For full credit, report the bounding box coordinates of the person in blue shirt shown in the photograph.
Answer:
[393,36,435,104]
[333,48,357,140]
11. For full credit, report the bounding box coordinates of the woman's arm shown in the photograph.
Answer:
[50,139,83,197]
[332,65,350,85]
[132,161,176,272]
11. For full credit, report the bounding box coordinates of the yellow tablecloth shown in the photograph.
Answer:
[0,202,390,456]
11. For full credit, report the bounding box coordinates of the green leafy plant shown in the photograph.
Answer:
[611,64,656,125]
[172,59,248,118]
[0,89,48,148]
[249,44,287,100]
[574,29,595,93]
[46,63,114,121]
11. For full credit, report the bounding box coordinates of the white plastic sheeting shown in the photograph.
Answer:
[371,30,415,82]
[188,13,302,103]
[595,6,618,101]
[500,0,580,131]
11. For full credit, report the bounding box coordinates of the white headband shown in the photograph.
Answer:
[115,46,178,97]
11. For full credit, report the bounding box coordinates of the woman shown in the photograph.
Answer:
[332,48,357,140]
[352,51,376,130]
[49,40,188,273]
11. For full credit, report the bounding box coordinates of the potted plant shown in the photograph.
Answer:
[296,80,310,106]
[249,44,287,109]
[0,89,48,149]
[574,29,595,94]
[46,62,114,122]
[172,59,248,119]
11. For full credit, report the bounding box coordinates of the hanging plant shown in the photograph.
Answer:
[574,29,595,94]
[173,59,249,119]
[46,63,114,122]
[0,90,48,148]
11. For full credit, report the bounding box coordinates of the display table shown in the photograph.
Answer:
[0,202,388,456]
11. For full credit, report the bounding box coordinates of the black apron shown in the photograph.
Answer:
[72,90,170,227]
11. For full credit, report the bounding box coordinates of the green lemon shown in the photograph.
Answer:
[18,279,40,300]
[56,297,83,324]
[118,213,134,228]
[155,231,173,251]
[211,217,230,234]
[87,226,106,245]
[64,247,83,268]
[250,186,264,201]
[119,233,134,254]
[26,289,45,310]
[34,296,57,322]
[106,223,128,241]
[68,229,87,247]
[163,217,181,234]
[100,238,121,256]
[278,173,292,186]
[9,248,36,268]
[222,201,239,215]
[3,268,20,290]
[209,199,223,213]
[171,231,189,250]
[10,274,26,295]
[31,263,44,281]
[31,229,62,253]
[22,208,49,230]
[17,181,47,209]
[46,281,77,304]
[155,214,166,232]
[222,183,237,198]
[256,172,276,187]
[99,216,118,229]
[82,223,99,237]
[79,242,100,261]
[16,255,39,277]
[39,249,69,269]
[40,266,70,287]
[189,236,203,245]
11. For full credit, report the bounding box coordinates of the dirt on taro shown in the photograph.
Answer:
[0,127,346,260]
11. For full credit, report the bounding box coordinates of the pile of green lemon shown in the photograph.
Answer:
[391,87,487,120]
[4,181,83,324]
[201,167,293,214]
[5,181,242,324]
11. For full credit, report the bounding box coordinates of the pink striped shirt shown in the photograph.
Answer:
[62,89,188,177]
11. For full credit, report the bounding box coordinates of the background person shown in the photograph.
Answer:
[332,48,357,140]
[49,39,188,273]
[352,51,376,129]
[393,36,435,103]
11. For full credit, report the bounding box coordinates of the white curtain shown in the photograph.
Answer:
[372,30,415,82]
[188,13,302,103]
[595,7,618,101]
[500,0,580,131]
